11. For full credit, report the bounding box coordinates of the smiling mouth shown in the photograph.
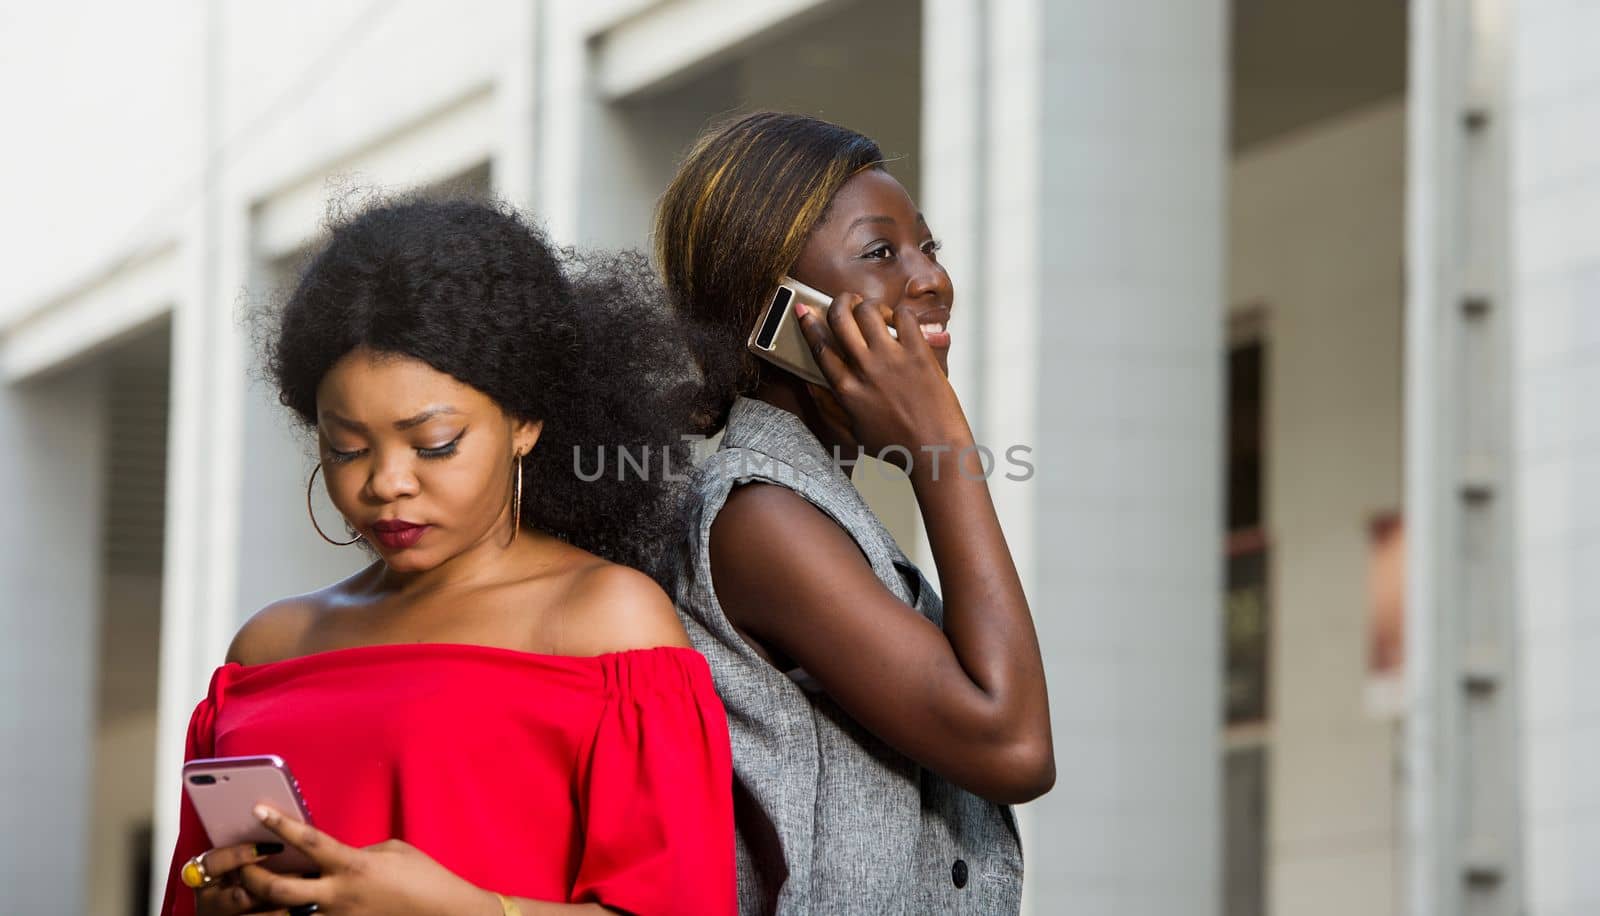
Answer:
[916,313,952,349]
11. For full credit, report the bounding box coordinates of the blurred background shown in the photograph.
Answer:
[0,1,1590,914]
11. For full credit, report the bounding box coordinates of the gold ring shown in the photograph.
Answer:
[181,853,216,889]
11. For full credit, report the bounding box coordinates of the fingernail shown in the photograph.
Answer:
[794,303,808,317]
[254,804,272,822]
[255,841,284,856]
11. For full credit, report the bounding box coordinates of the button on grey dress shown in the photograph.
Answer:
[674,396,1024,915]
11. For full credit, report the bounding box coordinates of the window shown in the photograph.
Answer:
[1223,326,1268,916]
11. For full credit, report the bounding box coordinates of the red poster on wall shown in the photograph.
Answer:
[1366,511,1405,717]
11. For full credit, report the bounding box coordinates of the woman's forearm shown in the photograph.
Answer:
[909,429,1053,781]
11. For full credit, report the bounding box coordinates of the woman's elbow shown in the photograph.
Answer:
[1008,739,1057,802]
[976,738,1055,805]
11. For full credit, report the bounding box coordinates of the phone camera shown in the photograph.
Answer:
[755,287,793,350]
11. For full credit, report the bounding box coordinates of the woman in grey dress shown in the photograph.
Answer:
[656,111,1054,915]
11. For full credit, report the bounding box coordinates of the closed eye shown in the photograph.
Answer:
[417,431,466,460]
[417,442,458,460]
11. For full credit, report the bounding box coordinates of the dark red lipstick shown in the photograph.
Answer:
[370,519,430,551]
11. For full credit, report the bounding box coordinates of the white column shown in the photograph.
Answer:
[535,0,593,246]
[150,200,221,916]
[1406,0,1521,914]
[492,0,541,209]
[923,1,1228,913]
[0,367,107,914]
[919,0,986,467]
[1508,2,1600,915]
[151,3,232,899]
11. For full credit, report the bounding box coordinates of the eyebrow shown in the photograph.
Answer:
[846,215,896,232]
[324,406,461,432]
[846,213,929,232]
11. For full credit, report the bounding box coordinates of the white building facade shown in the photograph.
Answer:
[0,2,1593,915]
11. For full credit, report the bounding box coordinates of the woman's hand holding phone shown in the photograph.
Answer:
[225,804,498,916]
[793,292,973,473]
[190,842,284,916]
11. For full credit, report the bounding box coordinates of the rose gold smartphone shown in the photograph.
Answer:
[748,275,835,387]
[183,755,318,874]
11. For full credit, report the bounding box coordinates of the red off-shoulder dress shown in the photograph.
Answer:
[158,643,736,916]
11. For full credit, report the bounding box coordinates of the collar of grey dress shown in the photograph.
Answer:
[719,395,856,483]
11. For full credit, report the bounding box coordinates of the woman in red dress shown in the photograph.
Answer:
[159,197,734,916]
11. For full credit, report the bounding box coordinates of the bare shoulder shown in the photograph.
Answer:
[716,480,813,528]
[710,480,865,586]
[712,481,850,554]
[226,564,378,665]
[551,561,690,656]
[226,594,322,666]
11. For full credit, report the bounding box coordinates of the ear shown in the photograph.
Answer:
[512,417,544,458]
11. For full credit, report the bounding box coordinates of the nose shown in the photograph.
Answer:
[905,253,951,306]
[366,450,421,503]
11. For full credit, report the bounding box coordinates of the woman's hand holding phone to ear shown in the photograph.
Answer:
[793,292,973,467]
[785,290,1055,804]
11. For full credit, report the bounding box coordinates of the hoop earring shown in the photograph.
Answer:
[307,463,362,546]
[508,452,524,546]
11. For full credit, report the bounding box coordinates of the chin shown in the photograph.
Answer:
[380,550,442,574]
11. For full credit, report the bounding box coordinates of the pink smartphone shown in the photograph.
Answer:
[183,755,318,874]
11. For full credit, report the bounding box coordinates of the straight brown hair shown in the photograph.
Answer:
[654,111,883,435]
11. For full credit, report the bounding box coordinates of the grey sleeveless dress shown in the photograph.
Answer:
[674,396,1023,915]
